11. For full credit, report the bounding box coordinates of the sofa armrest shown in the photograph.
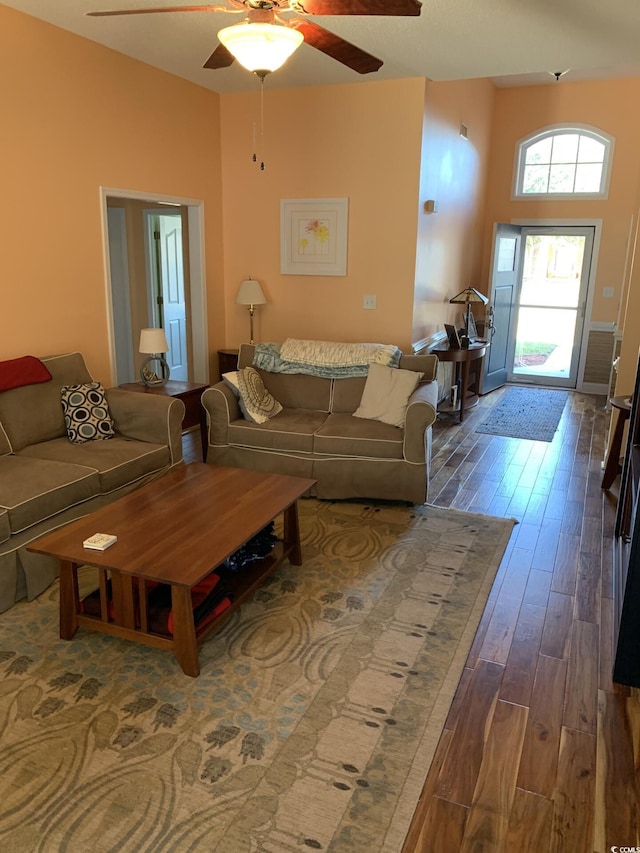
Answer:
[105,388,185,466]
[202,383,241,447]
[399,353,439,382]
[403,381,438,463]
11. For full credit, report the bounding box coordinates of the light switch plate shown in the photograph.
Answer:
[364,295,377,310]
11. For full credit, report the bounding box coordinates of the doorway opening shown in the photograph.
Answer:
[483,223,597,394]
[100,187,208,387]
[509,227,594,388]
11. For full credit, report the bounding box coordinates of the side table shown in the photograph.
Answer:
[218,349,239,381]
[429,342,488,423]
[118,380,209,461]
[602,395,632,490]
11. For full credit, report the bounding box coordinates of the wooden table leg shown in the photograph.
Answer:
[110,572,136,629]
[59,560,80,640]
[283,501,302,565]
[171,585,200,677]
[459,357,471,422]
[602,407,630,489]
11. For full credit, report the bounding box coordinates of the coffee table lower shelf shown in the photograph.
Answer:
[62,540,294,678]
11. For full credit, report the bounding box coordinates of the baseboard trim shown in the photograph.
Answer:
[579,382,609,396]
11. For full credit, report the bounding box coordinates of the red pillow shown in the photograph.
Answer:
[0,356,52,392]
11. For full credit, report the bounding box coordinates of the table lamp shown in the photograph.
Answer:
[236,279,267,344]
[139,328,170,386]
[449,287,489,339]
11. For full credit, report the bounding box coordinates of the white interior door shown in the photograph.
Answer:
[145,211,188,382]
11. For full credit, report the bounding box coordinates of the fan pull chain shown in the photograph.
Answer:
[250,75,267,170]
[259,76,265,171]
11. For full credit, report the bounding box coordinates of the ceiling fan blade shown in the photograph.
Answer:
[290,19,382,74]
[289,0,421,16]
[203,43,235,69]
[87,5,227,17]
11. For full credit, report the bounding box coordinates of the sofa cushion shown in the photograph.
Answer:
[228,409,328,454]
[0,352,93,452]
[0,423,11,457]
[17,437,170,494]
[331,377,367,413]
[223,368,283,424]
[0,356,52,392]
[353,363,423,427]
[0,508,10,545]
[0,455,100,535]
[255,369,332,412]
[61,382,116,444]
[314,413,405,460]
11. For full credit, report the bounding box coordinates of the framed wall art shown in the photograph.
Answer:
[280,197,348,276]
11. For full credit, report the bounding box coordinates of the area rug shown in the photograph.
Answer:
[476,385,569,441]
[0,499,515,853]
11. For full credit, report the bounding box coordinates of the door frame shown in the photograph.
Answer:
[510,218,603,392]
[99,186,209,386]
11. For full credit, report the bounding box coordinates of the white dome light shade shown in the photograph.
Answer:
[218,23,304,74]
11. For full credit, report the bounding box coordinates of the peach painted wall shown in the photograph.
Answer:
[219,78,426,353]
[413,77,495,345]
[482,78,640,365]
[1,4,225,383]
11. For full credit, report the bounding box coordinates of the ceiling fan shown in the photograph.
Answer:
[87,0,423,77]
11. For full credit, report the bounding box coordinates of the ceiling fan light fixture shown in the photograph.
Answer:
[218,22,304,76]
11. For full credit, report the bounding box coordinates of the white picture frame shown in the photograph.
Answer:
[280,197,348,276]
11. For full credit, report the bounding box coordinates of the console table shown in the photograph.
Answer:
[119,380,209,461]
[429,341,488,422]
[602,395,632,490]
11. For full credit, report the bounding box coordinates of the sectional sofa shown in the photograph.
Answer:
[0,352,185,612]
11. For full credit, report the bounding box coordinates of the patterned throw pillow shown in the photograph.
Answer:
[60,382,115,444]
[224,367,282,424]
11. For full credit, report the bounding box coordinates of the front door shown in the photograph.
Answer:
[482,223,523,394]
[508,226,594,389]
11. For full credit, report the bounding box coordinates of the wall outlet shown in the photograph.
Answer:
[363,295,377,310]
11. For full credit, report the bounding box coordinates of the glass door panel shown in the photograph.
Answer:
[509,229,593,388]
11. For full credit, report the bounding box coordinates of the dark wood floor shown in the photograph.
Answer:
[183,385,640,852]
[404,386,640,853]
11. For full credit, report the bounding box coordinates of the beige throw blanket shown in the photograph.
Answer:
[280,338,400,368]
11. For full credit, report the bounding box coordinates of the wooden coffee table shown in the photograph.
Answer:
[28,464,315,677]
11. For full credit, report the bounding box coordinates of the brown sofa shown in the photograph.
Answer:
[202,343,438,504]
[0,352,185,612]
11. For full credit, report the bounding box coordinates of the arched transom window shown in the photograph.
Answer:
[514,125,614,199]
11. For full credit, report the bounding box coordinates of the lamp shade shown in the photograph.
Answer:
[449,287,489,305]
[139,328,169,354]
[218,23,303,75]
[236,279,267,306]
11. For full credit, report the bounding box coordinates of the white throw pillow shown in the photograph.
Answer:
[222,368,282,424]
[353,363,423,428]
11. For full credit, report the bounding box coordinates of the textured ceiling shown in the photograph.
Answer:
[3,0,640,94]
